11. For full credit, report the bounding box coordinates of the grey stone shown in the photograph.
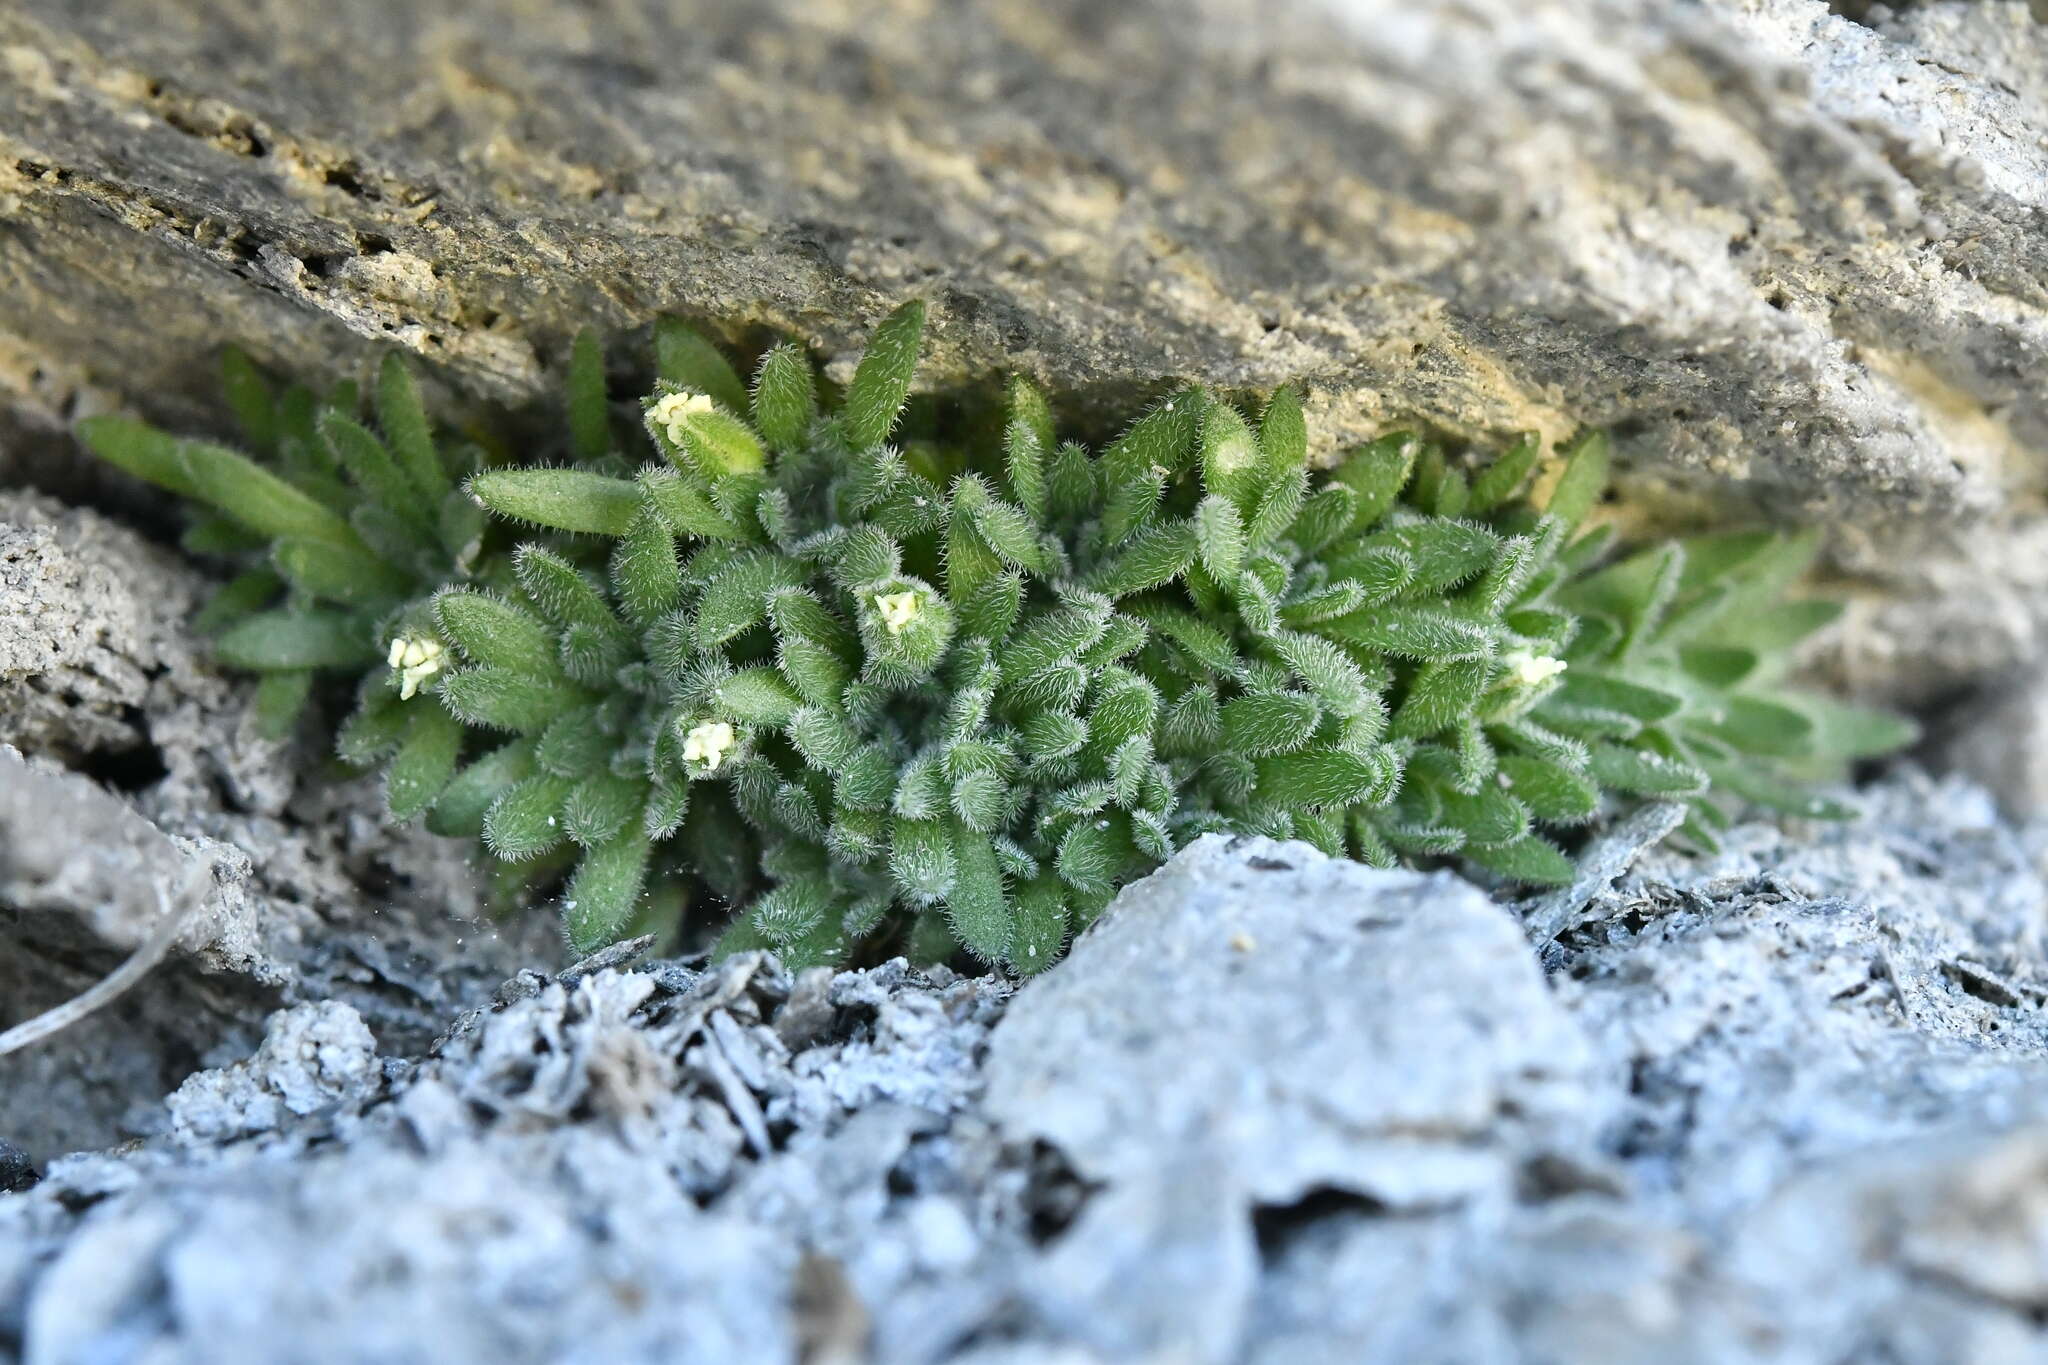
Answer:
[0,491,210,767]
[1551,768,2048,1236]
[1,743,277,1160]
[0,744,226,958]
[984,835,1603,1210]
[1930,665,2048,818]
[6,800,2048,1361]
[0,491,561,1161]
[0,1140,35,1194]
[163,1002,381,1145]
[1523,800,1688,945]
[1724,1124,2048,1365]
[1024,1152,1256,1365]
[1,0,2046,711]
[21,1144,792,1365]
[0,955,1008,1365]
[1242,1199,1743,1365]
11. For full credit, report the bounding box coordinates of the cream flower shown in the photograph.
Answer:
[682,720,738,773]
[874,590,924,636]
[387,635,444,700]
[650,390,716,448]
[1501,648,1568,687]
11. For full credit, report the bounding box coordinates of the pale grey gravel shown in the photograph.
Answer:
[6,770,2047,1364]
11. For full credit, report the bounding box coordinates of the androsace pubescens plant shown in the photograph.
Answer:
[76,303,1915,970]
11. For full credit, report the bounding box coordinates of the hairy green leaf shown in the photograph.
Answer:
[387,704,464,821]
[750,341,818,448]
[843,300,926,451]
[564,829,652,952]
[435,590,557,674]
[439,666,579,733]
[1222,692,1320,756]
[470,468,641,535]
[220,349,278,457]
[216,611,374,670]
[273,538,411,605]
[567,329,612,461]
[1544,432,1609,529]
[484,773,575,861]
[376,352,450,502]
[1256,748,1395,808]
[1319,606,1492,661]
[1463,834,1574,886]
[945,823,1013,964]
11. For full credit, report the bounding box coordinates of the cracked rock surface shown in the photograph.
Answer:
[6,788,2048,1364]
[0,0,2045,709]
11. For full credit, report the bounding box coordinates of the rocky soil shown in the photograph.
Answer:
[4,0,2048,1361]
[4,783,2048,1364]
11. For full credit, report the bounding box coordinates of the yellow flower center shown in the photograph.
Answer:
[650,391,717,448]
[874,590,923,636]
[1502,649,1567,687]
[682,720,738,773]
[387,636,444,700]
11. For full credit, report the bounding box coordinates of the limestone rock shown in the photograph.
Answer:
[162,1001,380,1145]
[9,805,2048,1362]
[1929,667,2048,817]
[0,0,2044,702]
[1727,1124,2048,1362]
[0,486,560,1160]
[1,954,1011,1365]
[983,836,1602,1210]
[0,491,207,765]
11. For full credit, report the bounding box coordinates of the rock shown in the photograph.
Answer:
[0,954,1011,1365]
[1243,1198,1735,1365]
[1,742,278,1160]
[982,835,1603,1211]
[1522,800,1688,944]
[1023,1150,1257,1365]
[0,486,560,1162]
[0,1140,36,1194]
[1929,666,2048,818]
[1726,1124,2048,1364]
[0,745,226,958]
[1,0,2045,707]
[163,1002,381,1145]
[10,802,2043,1363]
[0,491,209,767]
[20,1143,793,1365]
[1547,767,2048,1237]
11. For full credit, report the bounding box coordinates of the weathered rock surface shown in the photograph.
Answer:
[1,0,2045,706]
[5,795,2047,1364]
[0,488,559,1158]
[984,847,1601,1211]
[1930,666,2048,817]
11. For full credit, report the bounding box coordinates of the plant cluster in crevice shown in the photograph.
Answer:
[76,303,1915,970]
